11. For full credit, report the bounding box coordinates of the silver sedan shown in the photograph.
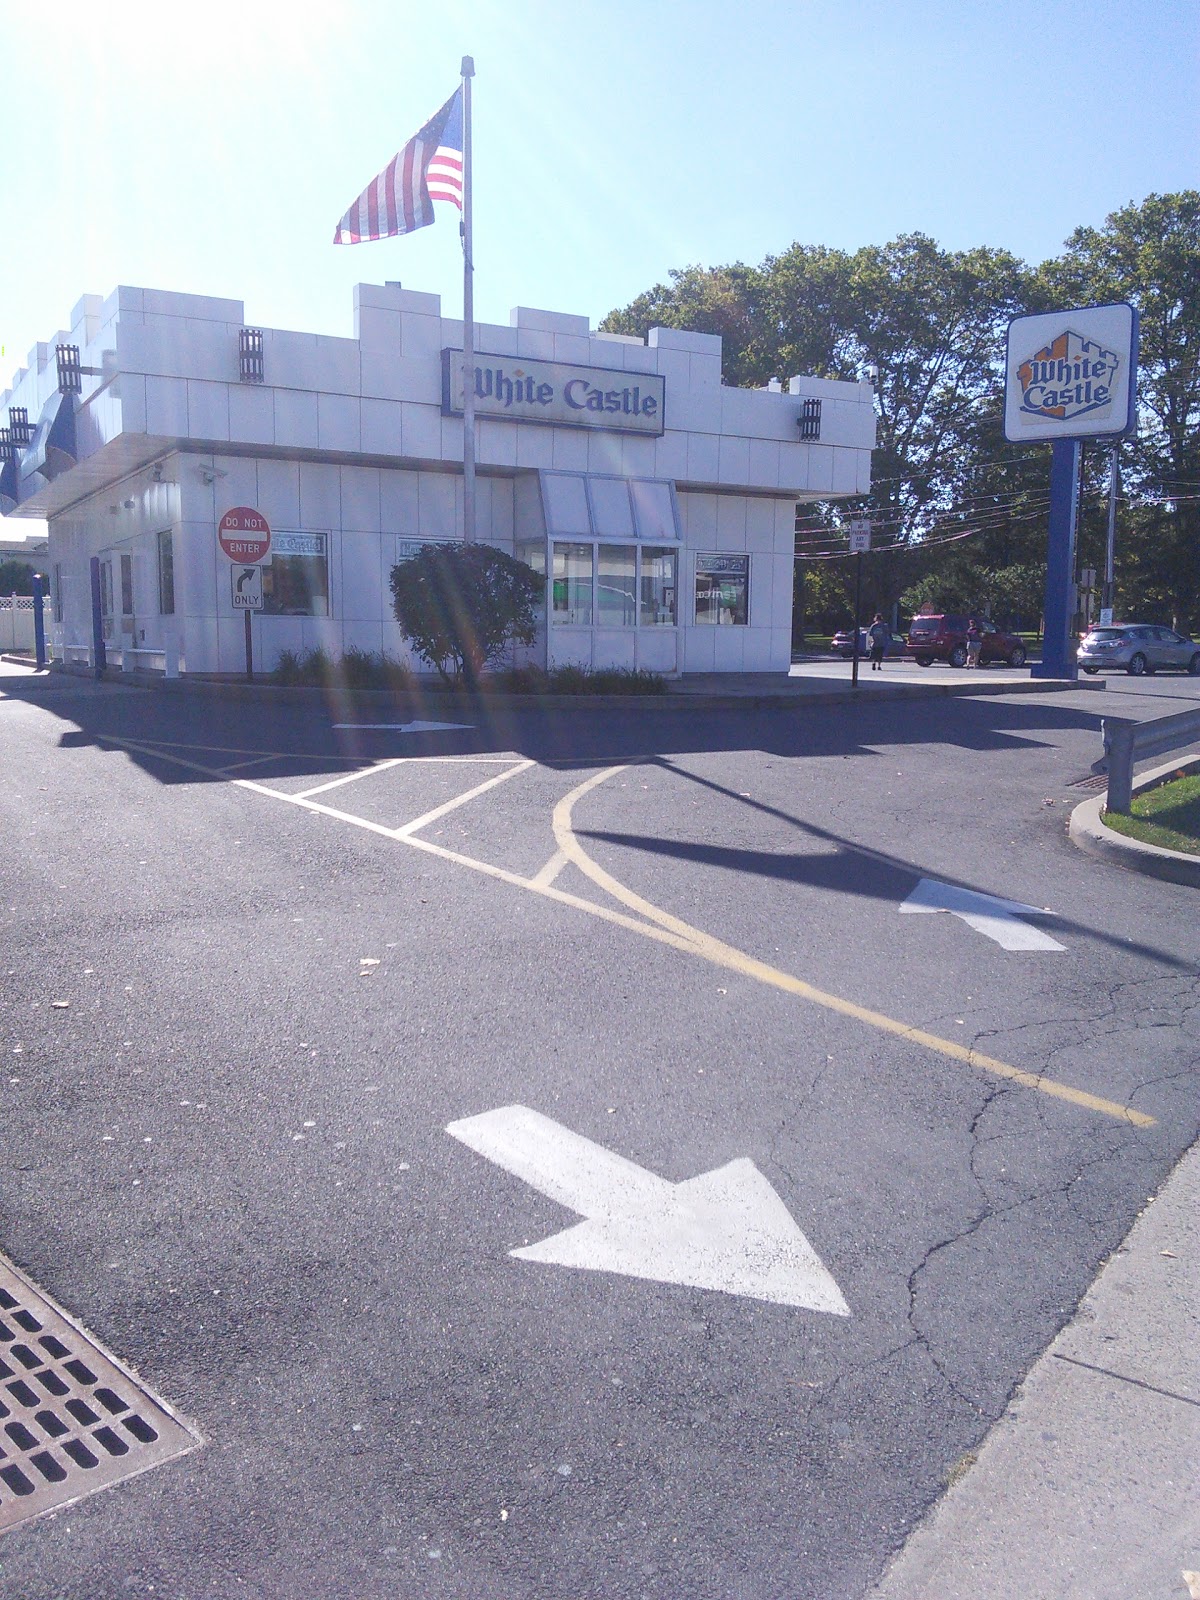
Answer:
[1078,623,1200,676]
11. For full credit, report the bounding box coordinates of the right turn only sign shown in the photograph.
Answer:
[231,566,263,610]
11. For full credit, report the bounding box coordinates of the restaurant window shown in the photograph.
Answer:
[596,545,637,626]
[262,531,329,616]
[120,552,134,618]
[695,553,749,625]
[552,542,592,625]
[516,542,547,617]
[53,562,63,622]
[157,531,175,615]
[640,547,676,626]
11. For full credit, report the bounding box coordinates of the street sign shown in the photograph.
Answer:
[1080,567,1097,590]
[1099,607,1114,627]
[218,506,271,563]
[848,518,872,554]
[231,565,263,610]
[446,1104,850,1314]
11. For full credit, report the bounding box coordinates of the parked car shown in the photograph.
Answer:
[905,613,1027,668]
[1077,623,1200,676]
[830,626,906,658]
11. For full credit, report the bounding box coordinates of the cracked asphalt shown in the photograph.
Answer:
[1,666,1197,1599]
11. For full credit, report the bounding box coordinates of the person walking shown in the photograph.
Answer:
[867,613,890,671]
[965,617,983,668]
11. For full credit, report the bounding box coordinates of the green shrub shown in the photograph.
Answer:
[270,646,414,690]
[485,663,667,696]
[389,543,543,685]
[574,667,667,695]
[272,648,306,685]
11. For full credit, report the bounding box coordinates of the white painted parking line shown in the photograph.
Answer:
[95,732,1149,1127]
[446,1104,851,1314]
[900,878,1066,951]
[294,758,408,799]
[393,760,534,838]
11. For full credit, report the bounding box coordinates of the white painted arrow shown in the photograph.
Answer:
[445,1105,850,1315]
[900,877,1065,951]
[331,720,474,732]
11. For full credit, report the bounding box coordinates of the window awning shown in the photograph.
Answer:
[538,471,680,541]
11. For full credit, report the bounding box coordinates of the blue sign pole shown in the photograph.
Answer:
[1032,438,1080,680]
[89,556,107,678]
[31,572,46,668]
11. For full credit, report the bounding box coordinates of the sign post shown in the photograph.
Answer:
[218,508,270,682]
[1004,304,1138,680]
[848,519,872,689]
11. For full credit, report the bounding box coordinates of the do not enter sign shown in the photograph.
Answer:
[218,506,271,563]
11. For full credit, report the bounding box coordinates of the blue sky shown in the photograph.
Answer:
[2,0,1196,379]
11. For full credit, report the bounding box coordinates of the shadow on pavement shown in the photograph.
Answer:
[4,669,1189,968]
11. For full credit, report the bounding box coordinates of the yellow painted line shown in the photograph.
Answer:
[101,733,1153,1128]
[530,849,569,889]
[403,833,704,947]
[551,765,1156,1128]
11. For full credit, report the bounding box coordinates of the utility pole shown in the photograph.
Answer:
[848,518,872,689]
[1102,445,1118,623]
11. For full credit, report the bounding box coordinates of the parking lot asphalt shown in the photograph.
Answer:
[1,664,1197,1599]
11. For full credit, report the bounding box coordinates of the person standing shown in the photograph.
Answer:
[867,613,890,671]
[965,617,983,668]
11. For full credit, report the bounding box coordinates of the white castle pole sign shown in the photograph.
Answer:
[1004,302,1138,679]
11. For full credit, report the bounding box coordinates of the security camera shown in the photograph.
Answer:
[198,463,228,484]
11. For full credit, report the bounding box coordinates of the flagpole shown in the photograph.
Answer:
[460,55,476,543]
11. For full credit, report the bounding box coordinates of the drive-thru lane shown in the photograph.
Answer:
[1,667,1197,1599]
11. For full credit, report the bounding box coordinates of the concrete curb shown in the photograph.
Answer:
[1069,754,1200,888]
[34,658,1102,714]
[868,1135,1200,1600]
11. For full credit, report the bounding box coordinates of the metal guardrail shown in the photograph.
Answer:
[1098,708,1200,813]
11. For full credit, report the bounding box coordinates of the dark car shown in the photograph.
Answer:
[830,626,905,658]
[906,613,1027,668]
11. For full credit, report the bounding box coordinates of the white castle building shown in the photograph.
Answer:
[0,284,875,677]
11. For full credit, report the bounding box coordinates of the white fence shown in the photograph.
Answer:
[0,594,44,653]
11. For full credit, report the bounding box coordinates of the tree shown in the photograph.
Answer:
[603,203,1200,628]
[389,543,543,685]
[599,263,765,388]
[0,559,36,595]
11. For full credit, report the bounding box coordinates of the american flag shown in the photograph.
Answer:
[333,88,463,245]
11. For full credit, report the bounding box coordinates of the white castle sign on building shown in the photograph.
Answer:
[443,350,666,435]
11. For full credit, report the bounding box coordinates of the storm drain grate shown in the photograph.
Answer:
[0,1253,200,1534]
[1067,773,1109,792]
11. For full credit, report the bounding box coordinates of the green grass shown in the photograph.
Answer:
[1103,772,1200,855]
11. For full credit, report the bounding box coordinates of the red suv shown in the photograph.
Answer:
[906,614,1027,668]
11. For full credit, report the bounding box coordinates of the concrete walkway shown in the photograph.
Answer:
[870,1136,1200,1600]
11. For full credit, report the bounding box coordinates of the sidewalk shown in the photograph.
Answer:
[869,1136,1200,1600]
[2,654,1100,711]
